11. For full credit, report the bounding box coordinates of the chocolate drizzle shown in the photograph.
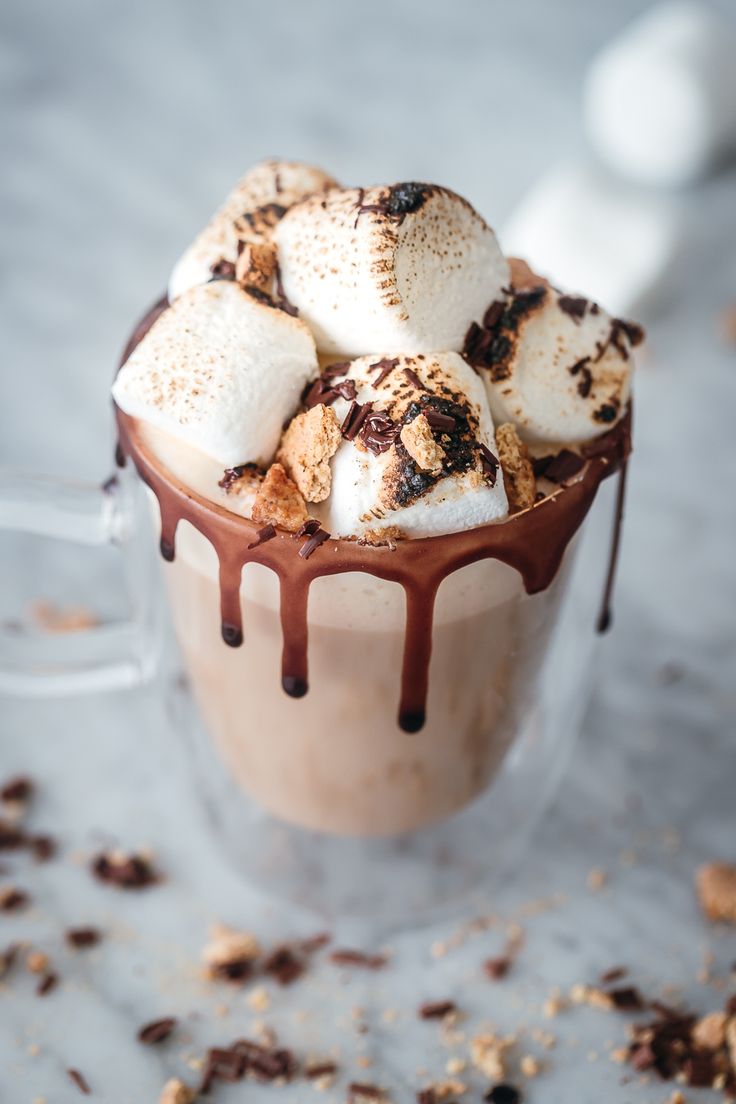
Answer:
[116,299,632,733]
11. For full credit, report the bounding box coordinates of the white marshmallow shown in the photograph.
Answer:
[169,160,338,302]
[501,160,683,315]
[584,0,736,188]
[113,280,318,467]
[481,285,638,446]
[275,185,509,356]
[312,352,508,539]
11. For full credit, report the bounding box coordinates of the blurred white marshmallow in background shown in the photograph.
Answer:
[501,160,684,316]
[584,0,736,187]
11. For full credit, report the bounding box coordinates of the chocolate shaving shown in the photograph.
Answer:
[368,357,400,388]
[66,927,102,949]
[322,361,351,379]
[341,400,373,441]
[303,375,357,409]
[558,295,588,322]
[199,1037,297,1092]
[533,450,585,484]
[419,999,457,1019]
[0,777,33,803]
[483,956,511,980]
[348,1082,383,1101]
[608,985,645,1011]
[263,945,305,986]
[479,444,499,486]
[299,931,331,952]
[0,887,28,911]
[403,367,428,391]
[90,851,159,889]
[294,518,321,539]
[37,971,58,996]
[31,834,56,861]
[67,1068,91,1095]
[138,1016,177,1045]
[360,411,400,455]
[600,966,627,984]
[305,1061,338,1079]
[329,949,387,970]
[299,528,330,560]
[0,821,25,850]
[484,1086,522,1104]
[424,410,456,432]
[248,524,276,550]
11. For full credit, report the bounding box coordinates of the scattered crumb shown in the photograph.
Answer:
[159,1079,195,1104]
[277,404,342,502]
[251,462,308,532]
[520,1054,541,1078]
[496,423,536,511]
[543,991,566,1018]
[692,1011,727,1050]
[470,1032,514,1080]
[445,1057,466,1075]
[203,923,260,983]
[247,985,270,1012]
[696,862,736,923]
[586,867,608,892]
[25,950,49,975]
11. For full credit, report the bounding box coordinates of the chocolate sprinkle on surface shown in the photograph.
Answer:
[91,851,159,889]
[608,985,645,1011]
[248,524,276,550]
[67,1068,91,1095]
[263,945,305,986]
[533,450,585,484]
[360,410,400,455]
[419,999,457,1019]
[348,1082,384,1100]
[484,955,511,980]
[0,776,33,803]
[37,971,58,996]
[66,927,102,949]
[479,444,499,486]
[0,887,29,911]
[341,400,373,441]
[138,1016,177,1045]
[600,965,627,984]
[305,1061,338,1079]
[299,528,330,560]
[329,949,387,970]
[485,1085,522,1104]
[424,410,456,432]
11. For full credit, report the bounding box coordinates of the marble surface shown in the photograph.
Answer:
[2,0,736,1100]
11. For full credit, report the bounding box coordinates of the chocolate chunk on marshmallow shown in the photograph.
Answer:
[275,184,509,356]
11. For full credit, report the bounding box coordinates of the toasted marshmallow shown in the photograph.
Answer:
[169,160,338,302]
[478,285,641,445]
[275,184,509,356]
[303,352,508,539]
[113,280,318,467]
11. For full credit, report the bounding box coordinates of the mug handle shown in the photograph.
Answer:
[0,468,161,696]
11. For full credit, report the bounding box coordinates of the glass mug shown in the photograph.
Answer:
[0,422,623,926]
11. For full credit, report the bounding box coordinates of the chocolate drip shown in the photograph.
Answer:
[279,574,310,698]
[116,298,632,733]
[399,579,440,732]
[596,459,628,634]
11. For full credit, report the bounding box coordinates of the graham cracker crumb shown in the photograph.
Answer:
[495,423,536,511]
[26,951,49,975]
[520,1054,541,1078]
[252,463,308,532]
[696,862,736,923]
[400,414,446,474]
[569,983,613,1011]
[159,1079,195,1104]
[359,526,403,548]
[277,404,342,503]
[692,1011,727,1050]
[236,241,276,293]
[202,923,260,980]
[543,991,566,1018]
[445,1057,466,1075]
[587,867,608,892]
[470,1032,514,1080]
[431,1078,468,1098]
[247,985,270,1012]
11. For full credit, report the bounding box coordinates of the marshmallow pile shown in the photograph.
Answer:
[113,159,642,540]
